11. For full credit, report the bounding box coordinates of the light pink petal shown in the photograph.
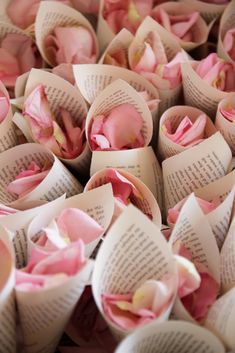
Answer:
[31,240,86,276]
[176,114,207,146]
[56,208,104,244]
[163,116,193,143]
[23,84,54,130]
[196,53,219,78]
[6,170,50,198]
[106,168,143,202]
[223,28,235,61]
[175,255,201,298]
[157,8,172,33]
[0,48,20,87]
[7,0,40,29]
[220,105,235,122]
[45,26,95,65]
[170,12,199,40]
[134,42,158,73]
[0,204,17,216]
[102,103,144,150]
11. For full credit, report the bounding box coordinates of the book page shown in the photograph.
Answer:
[169,194,220,281]
[195,171,235,249]
[90,147,164,212]
[0,228,16,353]
[220,217,235,293]
[27,184,115,258]
[97,0,115,52]
[0,143,83,208]
[92,204,177,339]
[163,132,232,209]
[0,0,11,23]
[16,260,93,353]
[217,0,235,63]
[115,320,225,353]
[0,81,18,153]
[181,61,229,117]
[158,105,216,160]
[0,196,66,268]
[35,0,98,66]
[86,167,162,227]
[85,79,153,148]
[98,28,133,65]
[180,0,226,22]
[24,69,91,175]
[151,3,210,51]
[204,287,235,350]
[215,95,235,155]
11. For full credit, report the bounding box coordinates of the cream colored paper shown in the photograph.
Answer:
[85,167,162,226]
[35,0,99,66]
[217,0,235,63]
[158,105,217,160]
[73,65,159,144]
[169,194,220,323]
[152,2,211,51]
[220,217,235,293]
[0,196,66,268]
[85,79,153,148]
[16,260,93,353]
[0,0,11,23]
[163,132,232,209]
[195,171,235,249]
[27,184,114,258]
[128,16,183,115]
[181,61,230,117]
[180,0,226,23]
[215,95,235,155]
[0,80,18,153]
[97,0,115,52]
[205,287,235,350]
[0,227,16,353]
[23,68,91,175]
[115,320,225,353]
[90,147,164,213]
[98,28,133,66]
[0,143,83,209]
[92,204,177,340]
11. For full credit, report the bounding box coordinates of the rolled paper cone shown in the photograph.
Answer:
[151,2,211,51]
[98,28,134,66]
[97,0,116,52]
[204,287,235,350]
[85,167,162,227]
[23,69,91,177]
[89,147,164,213]
[115,320,225,353]
[128,16,183,116]
[92,204,178,340]
[0,143,83,210]
[221,217,235,293]
[0,79,18,153]
[85,79,153,150]
[158,105,217,160]
[27,184,114,258]
[215,94,235,155]
[73,64,159,144]
[181,60,231,117]
[168,194,220,323]
[0,196,66,269]
[217,0,235,63]
[180,0,227,23]
[0,227,16,353]
[35,1,99,66]
[162,132,232,210]
[15,260,94,353]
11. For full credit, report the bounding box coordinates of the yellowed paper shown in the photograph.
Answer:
[92,204,177,339]
[163,132,232,209]
[217,0,235,63]
[35,0,99,66]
